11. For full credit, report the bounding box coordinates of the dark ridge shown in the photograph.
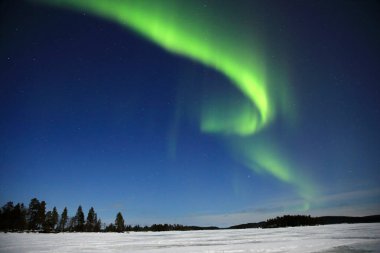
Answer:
[316,215,380,225]
[228,215,380,229]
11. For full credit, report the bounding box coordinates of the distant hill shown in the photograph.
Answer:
[316,215,380,225]
[228,215,380,229]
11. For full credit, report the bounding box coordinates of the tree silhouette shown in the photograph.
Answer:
[75,206,85,232]
[28,198,40,230]
[115,212,125,232]
[51,207,59,231]
[38,201,46,230]
[59,207,68,232]
[44,211,53,232]
[85,207,96,232]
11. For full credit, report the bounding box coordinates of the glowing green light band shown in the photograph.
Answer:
[37,0,315,208]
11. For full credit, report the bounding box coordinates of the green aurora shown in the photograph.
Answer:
[38,0,315,208]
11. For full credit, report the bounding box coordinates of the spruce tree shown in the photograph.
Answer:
[59,207,68,232]
[28,198,40,230]
[51,207,59,231]
[86,207,95,232]
[38,201,46,230]
[44,211,53,232]
[115,212,125,232]
[75,206,85,232]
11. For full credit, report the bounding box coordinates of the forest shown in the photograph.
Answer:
[0,198,217,232]
[0,198,125,232]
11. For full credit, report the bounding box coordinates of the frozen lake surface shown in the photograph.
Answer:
[0,223,379,253]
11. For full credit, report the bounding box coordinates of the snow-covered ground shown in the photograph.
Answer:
[0,223,379,253]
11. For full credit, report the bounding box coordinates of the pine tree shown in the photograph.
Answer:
[38,201,46,230]
[44,211,53,232]
[28,198,40,230]
[59,207,68,232]
[51,207,59,231]
[85,207,95,232]
[75,206,85,232]
[115,212,125,232]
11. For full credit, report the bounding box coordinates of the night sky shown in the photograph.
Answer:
[1,0,379,227]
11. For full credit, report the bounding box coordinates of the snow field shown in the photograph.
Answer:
[0,223,379,253]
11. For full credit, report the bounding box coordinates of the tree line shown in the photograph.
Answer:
[261,214,380,228]
[0,198,216,233]
[0,198,125,233]
[262,215,318,228]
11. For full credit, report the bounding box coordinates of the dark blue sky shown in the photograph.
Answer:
[1,0,379,226]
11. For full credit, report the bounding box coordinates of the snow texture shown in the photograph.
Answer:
[0,223,379,253]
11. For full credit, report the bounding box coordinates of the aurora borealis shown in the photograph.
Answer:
[1,0,379,226]
[38,0,315,206]
[42,0,271,133]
